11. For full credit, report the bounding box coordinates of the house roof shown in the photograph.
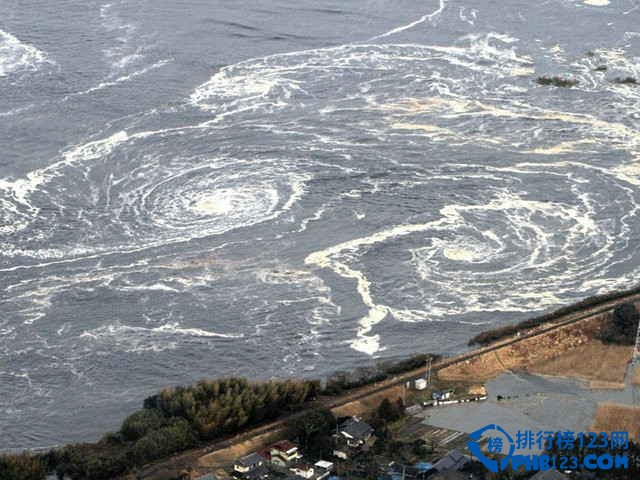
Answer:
[244,465,270,480]
[314,460,334,470]
[257,447,272,461]
[529,471,569,480]
[339,418,374,441]
[236,452,264,467]
[432,449,469,472]
[271,440,298,453]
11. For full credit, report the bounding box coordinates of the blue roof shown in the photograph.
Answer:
[414,462,433,471]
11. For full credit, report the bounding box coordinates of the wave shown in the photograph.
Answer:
[0,29,48,77]
[2,7,640,360]
[306,162,638,355]
[79,321,242,353]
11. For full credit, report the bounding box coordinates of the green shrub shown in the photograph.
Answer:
[121,408,167,442]
[0,454,46,480]
[130,418,197,464]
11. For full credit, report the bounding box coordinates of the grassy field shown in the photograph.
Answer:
[438,314,607,383]
[527,341,633,387]
[591,403,640,441]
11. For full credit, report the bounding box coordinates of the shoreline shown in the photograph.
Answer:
[4,287,640,479]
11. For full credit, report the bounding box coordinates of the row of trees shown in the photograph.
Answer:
[1,377,320,480]
[143,377,321,441]
[2,355,437,480]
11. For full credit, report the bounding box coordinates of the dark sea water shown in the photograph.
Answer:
[1,0,640,450]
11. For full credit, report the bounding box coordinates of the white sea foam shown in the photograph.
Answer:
[3,16,640,366]
[371,0,448,40]
[0,30,48,77]
[79,321,242,353]
[306,158,635,355]
[67,59,171,97]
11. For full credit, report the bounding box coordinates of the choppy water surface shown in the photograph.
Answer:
[1,0,640,449]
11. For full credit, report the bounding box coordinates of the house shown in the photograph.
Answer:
[432,449,470,473]
[337,417,374,447]
[234,453,264,475]
[333,417,375,459]
[529,471,569,480]
[289,462,315,479]
[313,460,334,480]
[270,440,302,466]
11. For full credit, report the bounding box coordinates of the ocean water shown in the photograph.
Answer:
[1,0,640,450]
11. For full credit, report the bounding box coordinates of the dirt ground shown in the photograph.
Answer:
[591,402,640,441]
[527,341,633,387]
[437,314,607,383]
[198,429,285,468]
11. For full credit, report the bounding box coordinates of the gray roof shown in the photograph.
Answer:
[245,465,270,480]
[236,452,264,468]
[529,471,569,480]
[432,449,469,472]
[339,418,374,440]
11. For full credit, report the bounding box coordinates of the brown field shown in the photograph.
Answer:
[527,341,633,386]
[632,365,640,386]
[438,314,607,382]
[591,403,640,441]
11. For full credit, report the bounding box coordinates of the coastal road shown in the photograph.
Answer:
[137,290,640,478]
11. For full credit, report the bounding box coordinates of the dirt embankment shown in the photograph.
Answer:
[199,428,286,468]
[438,312,634,386]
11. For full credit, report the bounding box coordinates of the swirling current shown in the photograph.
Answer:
[1,0,640,449]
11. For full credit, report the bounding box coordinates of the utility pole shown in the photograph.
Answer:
[426,356,432,386]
